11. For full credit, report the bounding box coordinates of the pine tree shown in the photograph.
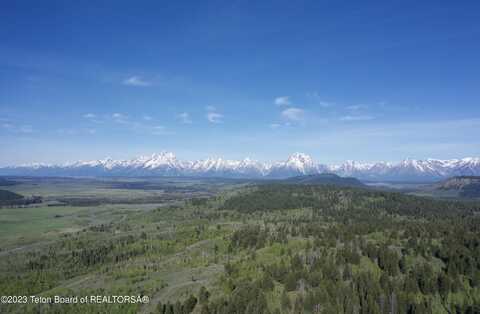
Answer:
[281,290,291,312]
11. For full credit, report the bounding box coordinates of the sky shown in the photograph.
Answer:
[1,1,480,166]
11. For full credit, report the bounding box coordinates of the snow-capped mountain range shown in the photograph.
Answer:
[1,152,479,181]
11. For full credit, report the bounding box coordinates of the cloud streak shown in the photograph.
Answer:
[81,112,173,136]
[205,106,223,124]
[112,113,129,124]
[206,112,224,124]
[56,128,97,135]
[83,113,96,119]
[305,92,335,108]
[177,112,192,124]
[274,96,291,106]
[319,101,334,108]
[1,122,34,134]
[82,113,104,123]
[281,107,305,122]
[123,76,151,87]
[340,115,374,121]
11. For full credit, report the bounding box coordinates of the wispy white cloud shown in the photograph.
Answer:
[281,107,305,122]
[206,112,224,124]
[177,112,192,124]
[205,106,223,123]
[1,122,34,134]
[151,125,169,135]
[19,125,33,133]
[123,76,151,87]
[84,112,129,124]
[274,96,291,106]
[112,113,129,123]
[56,128,97,135]
[269,123,281,129]
[340,115,374,121]
[292,118,480,159]
[109,113,173,136]
[83,113,96,119]
[80,112,169,135]
[346,104,368,111]
[82,113,104,123]
[319,101,334,108]
[136,124,173,136]
[306,92,334,108]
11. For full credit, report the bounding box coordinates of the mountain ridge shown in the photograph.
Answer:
[1,152,480,181]
[434,176,480,198]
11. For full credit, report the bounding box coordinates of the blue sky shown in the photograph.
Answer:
[1,1,480,166]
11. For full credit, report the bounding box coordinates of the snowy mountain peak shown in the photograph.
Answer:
[285,153,314,169]
[2,152,480,181]
[287,152,313,163]
[143,152,180,169]
[148,152,177,161]
[461,157,480,164]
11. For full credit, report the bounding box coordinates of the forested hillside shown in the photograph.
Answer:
[222,184,480,217]
[1,183,479,313]
[435,176,480,198]
[0,177,18,186]
[281,173,364,187]
[0,189,24,205]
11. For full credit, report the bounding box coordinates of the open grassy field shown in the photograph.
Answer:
[0,204,150,249]
[2,176,249,205]
[0,176,245,249]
